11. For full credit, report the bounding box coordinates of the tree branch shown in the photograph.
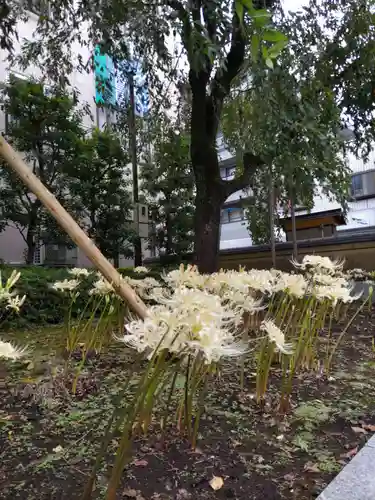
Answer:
[222,152,264,196]
[202,0,217,43]
[211,7,246,108]
[167,0,194,63]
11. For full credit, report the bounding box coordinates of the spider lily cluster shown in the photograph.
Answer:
[0,258,368,500]
[0,270,27,361]
[50,256,368,500]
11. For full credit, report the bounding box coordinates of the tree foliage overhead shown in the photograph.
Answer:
[0,78,86,263]
[283,0,375,156]
[141,114,194,256]
[14,0,287,272]
[221,9,352,244]
[8,0,373,270]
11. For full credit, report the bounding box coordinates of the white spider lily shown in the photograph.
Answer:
[164,264,208,289]
[90,278,114,295]
[207,269,274,296]
[119,287,244,364]
[0,340,29,360]
[185,324,248,364]
[52,279,80,292]
[68,268,91,278]
[310,273,348,288]
[261,320,293,355]
[222,289,265,314]
[272,272,307,298]
[6,294,26,312]
[313,285,363,305]
[134,266,150,273]
[292,255,344,274]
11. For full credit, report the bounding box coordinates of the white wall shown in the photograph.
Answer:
[218,138,375,249]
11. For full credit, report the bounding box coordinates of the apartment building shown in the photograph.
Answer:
[0,5,150,267]
[218,133,375,250]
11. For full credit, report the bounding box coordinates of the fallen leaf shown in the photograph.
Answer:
[351,426,367,435]
[209,476,224,491]
[362,424,375,432]
[133,459,148,467]
[123,489,137,498]
[304,462,320,473]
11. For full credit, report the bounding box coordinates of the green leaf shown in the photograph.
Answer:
[235,0,244,21]
[263,29,288,43]
[242,0,254,8]
[265,58,274,69]
[268,40,288,59]
[251,34,260,61]
[251,9,272,28]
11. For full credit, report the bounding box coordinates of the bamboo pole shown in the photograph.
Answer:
[0,136,148,319]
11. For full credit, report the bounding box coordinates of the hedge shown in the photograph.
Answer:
[0,265,163,328]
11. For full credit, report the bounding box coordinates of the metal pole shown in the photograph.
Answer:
[128,72,142,267]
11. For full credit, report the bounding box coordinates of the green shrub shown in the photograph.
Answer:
[1,265,163,328]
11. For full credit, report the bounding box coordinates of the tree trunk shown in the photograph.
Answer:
[194,185,223,274]
[26,227,36,265]
[165,209,173,255]
[113,254,119,268]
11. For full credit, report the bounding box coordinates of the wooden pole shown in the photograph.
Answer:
[0,136,148,319]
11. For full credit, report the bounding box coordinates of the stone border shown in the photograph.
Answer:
[317,435,375,500]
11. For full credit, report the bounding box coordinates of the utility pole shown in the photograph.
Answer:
[128,71,142,267]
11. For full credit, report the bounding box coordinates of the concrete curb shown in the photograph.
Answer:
[317,435,375,500]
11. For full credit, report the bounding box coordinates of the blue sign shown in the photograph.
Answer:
[94,47,149,116]
[115,60,149,117]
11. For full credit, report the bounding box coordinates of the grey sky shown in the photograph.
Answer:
[282,0,309,12]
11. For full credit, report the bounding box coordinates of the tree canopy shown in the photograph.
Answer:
[141,114,194,256]
[67,128,134,266]
[0,77,85,263]
[1,0,373,270]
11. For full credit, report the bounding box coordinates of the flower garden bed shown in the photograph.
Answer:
[1,309,375,500]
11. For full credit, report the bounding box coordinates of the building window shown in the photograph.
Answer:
[351,174,364,198]
[220,207,244,223]
[350,170,375,199]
